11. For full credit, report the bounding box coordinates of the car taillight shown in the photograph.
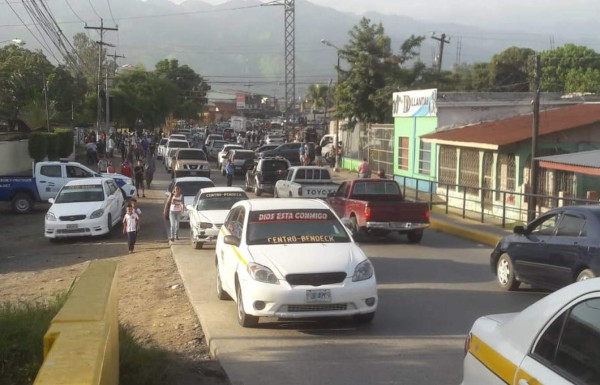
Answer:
[425,210,430,219]
[364,206,371,220]
[463,333,471,356]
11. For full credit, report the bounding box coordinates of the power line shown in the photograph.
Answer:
[87,0,101,19]
[64,0,85,24]
[106,0,117,26]
[3,0,60,63]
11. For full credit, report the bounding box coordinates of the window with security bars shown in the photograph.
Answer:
[397,136,409,171]
[438,146,457,186]
[459,148,479,195]
[495,153,516,200]
[418,141,431,174]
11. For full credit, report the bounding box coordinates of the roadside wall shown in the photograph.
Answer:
[0,140,32,175]
[33,260,119,385]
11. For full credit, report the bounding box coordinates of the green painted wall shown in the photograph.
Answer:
[394,117,437,180]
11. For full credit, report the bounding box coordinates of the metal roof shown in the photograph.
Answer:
[536,149,600,176]
[421,104,600,149]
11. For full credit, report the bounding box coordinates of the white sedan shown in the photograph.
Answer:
[44,177,124,240]
[187,187,248,249]
[462,278,600,385]
[215,198,378,327]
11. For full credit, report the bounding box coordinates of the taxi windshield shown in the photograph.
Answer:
[55,185,104,203]
[246,209,350,245]
[197,193,247,210]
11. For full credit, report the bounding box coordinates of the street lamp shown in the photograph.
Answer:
[0,38,25,46]
[320,39,341,171]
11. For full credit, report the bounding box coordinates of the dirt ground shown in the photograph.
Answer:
[0,173,230,384]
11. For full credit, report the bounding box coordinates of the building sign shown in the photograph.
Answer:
[236,93,246,109]
[392,89,437,117]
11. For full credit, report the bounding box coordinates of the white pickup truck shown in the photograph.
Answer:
[274,166,338,198]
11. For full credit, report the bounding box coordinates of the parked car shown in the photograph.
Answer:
[164,177,215,223]
[264,134,285,144]
[461,277,600,385]
[44,178,125,240]
[491,206,600,291]
[326,179,430,242]
[215,198,378,327]
[172,148,210,178]
[217,144,244,168]
[0,160,135,214]
[221,149,255,176]
[186,187,248,249]
[254,144,280,154]
[274,166,338,199]
[245,157,290,196]
[163,139,189,166]
[259,142,314,165]
[156,138,168,160]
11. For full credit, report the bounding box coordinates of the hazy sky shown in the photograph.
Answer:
[172,0,600,33]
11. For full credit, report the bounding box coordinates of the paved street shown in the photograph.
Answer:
[158,160,546,385]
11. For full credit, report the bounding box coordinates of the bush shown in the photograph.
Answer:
[28,132,47,163]
[55,128,74,158]
[46,133,60,161]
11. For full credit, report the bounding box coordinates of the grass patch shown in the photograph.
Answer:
[0,296,179,385]
[0,294,67,385]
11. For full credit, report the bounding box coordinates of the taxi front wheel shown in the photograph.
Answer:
[497,254,520,291]
[236,285,258,328]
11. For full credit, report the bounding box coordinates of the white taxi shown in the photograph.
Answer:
[187,187,248,249]
[215,198,378,327]
[462,278,600,385]
[44,178,124,240]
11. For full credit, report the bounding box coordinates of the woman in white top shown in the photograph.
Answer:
[164,185,185,242]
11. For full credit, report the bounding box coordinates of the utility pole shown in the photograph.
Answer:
[528,54,541,223]
[85,19,118,136]
[106,52,124,133]
[431,32,450,73]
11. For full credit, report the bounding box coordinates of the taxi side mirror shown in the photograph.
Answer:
[513,225,525,235]
[186,205,194,211]
[223,235,240,247]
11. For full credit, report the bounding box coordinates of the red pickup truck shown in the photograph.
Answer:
[326,179,430,243]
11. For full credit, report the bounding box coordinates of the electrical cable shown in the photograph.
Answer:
[87,0,101,19]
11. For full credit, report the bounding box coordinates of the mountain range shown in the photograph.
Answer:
[1,0,598,99]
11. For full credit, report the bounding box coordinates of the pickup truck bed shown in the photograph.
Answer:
[327,179,430,243]
[274,166,338,199]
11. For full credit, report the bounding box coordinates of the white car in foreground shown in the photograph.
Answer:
[215,198,378,327]
[462,278,600,385]
[187,187,248,249]
[44,178,124,240]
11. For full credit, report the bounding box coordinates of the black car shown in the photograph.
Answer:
[259,142,315,165]
[491,206,600,291]
[244,157,290,196]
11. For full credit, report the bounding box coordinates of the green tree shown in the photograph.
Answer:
[335,18,426,127]
[0,45,54,130]
[488,47,535,91]
[154,59,210,122]
[541,44,600,92]
[305,84,330,120]
[111,67,178,130]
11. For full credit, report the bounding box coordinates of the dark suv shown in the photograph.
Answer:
[259,142,315,165]
[244,157,291,196]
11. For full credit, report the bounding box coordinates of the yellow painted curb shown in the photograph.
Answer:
[430,218,502,247]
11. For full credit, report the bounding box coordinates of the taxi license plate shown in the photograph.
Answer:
[306,289,331,303]
[66,224,78,229]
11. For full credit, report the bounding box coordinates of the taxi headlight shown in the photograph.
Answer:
[199,222,213,229]
[247,262,279,284]
[90,209,104,219]
[352,260,374,282]
[45,212,57,221]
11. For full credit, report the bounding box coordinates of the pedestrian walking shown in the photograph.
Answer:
[134,160,146,197]
[144,155,156,189]
[225,159,235,187]
[122,204,140,254]
[120,160,133,177]
[299,142,306,165]
[97,154,109,173]
[164,185,185,242]
[357,157,372,178]
[314,144,323,166]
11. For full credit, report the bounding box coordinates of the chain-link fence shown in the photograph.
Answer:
[368,124,394,176]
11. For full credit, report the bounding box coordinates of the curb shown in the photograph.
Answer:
[429,218,502,247]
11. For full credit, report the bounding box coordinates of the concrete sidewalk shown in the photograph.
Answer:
[328,167,512,247]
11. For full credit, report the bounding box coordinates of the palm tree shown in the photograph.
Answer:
[305,84,330,121]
